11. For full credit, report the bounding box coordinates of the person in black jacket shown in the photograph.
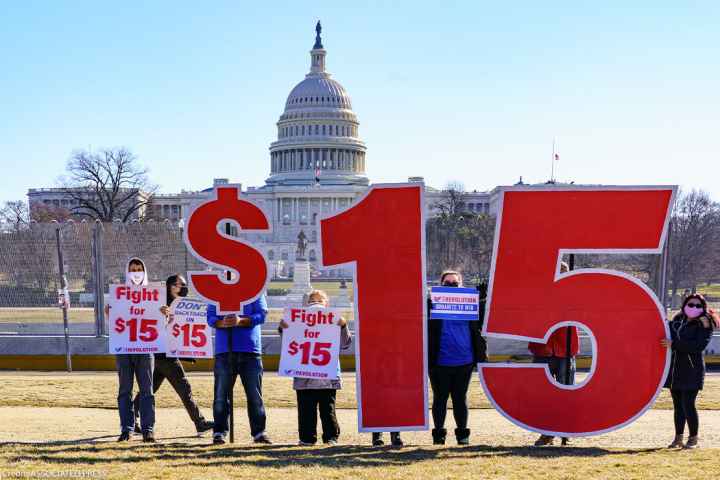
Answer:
[132,274,213,436]
[661,293,717,449]
[427,270,487,445]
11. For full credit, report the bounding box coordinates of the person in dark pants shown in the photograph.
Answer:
[427,270,487,445]
[132,274,213,436]
[279,290,352,445]
[207,293,271,445]
[662,293,717,449]
[528,261,579,447]
[111,257,156,443]
[372,431,403,447]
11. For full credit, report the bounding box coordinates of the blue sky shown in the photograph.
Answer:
[1,1,718,203]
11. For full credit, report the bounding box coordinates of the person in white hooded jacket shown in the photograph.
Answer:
[109,257,157,442]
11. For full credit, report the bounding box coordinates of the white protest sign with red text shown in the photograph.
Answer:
[109,284,167,354]
[279,305,341,380]
[166,298,212,359]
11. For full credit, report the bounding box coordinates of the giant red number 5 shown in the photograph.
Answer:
[480,186,676,436]
[320,184,428,431]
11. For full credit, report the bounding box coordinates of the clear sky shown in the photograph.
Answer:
[1,1,718,203]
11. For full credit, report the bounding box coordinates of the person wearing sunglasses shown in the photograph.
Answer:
[662,293,718,449]
[131,274,214,437]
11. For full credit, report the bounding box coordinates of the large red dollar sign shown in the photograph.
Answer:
[185,185,270,313]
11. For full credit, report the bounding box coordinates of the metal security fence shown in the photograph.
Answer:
[0,220,205,336]
[0,220,717,337]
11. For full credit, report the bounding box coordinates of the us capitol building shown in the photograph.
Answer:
[28,23,495,278]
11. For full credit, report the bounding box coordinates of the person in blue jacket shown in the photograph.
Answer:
[207,293,271,445]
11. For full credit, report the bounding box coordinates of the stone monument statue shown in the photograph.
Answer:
[296,230,308,260]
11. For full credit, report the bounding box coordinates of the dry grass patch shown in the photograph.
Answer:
[2,372,720,410]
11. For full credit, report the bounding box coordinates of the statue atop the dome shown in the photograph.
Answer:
[313,20,323,49]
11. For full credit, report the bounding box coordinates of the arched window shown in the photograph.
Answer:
[315,125,319,135]
[302,125,305,135]
[322,125,326,135]
[268,250,275,260]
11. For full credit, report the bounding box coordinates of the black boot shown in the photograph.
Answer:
[432,428,447,445]
[372,432,384,446]
[455,428,470,445]
[390,432,404,447]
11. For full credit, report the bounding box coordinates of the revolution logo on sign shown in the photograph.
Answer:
[166,298,212,359]
[108,284,167,354]
[279,305,341,380]
[429,286,480,321]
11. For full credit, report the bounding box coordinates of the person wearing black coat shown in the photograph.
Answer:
[131,274,213,437]
[662,293,717,449]
[427,271,488,445]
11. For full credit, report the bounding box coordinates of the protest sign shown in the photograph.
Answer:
[108,283,167,354]
[279,305,341,380]
[429,286,479,320]
[480,186,676,437]
[321,184,428,431]
[166,298,212,359]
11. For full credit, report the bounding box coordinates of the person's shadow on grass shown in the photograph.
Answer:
[3,441,666,468]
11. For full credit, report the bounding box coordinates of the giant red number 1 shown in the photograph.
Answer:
[320,184,428,431]
[480,186,676,436]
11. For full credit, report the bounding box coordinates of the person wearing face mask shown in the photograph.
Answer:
[279,290,351,446]
[110,257,157,442]
[131,274,214,437]
[662,294,718,449]
[427,270,487,445]
[529,261,580,447]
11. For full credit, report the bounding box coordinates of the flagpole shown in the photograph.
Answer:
[551,138,556,183]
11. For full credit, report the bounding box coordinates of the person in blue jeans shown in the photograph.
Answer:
[207,293,271,445]
[109,257,157,443]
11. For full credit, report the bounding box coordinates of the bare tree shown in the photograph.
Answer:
[61,147,157,222]
[426,182,497,281]
[0,200,30,232]
[29,203,71,223]
[667,190,720,300]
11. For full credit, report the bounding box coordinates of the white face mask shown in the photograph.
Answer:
[127,271,145,285]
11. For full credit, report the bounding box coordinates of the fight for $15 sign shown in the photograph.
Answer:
[108,284,167,354]
[166,298,212,358]
[430,286,480,321]
[279,305,341,380]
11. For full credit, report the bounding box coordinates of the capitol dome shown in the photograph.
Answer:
[266,22,368,187]
[285,77,352,111]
